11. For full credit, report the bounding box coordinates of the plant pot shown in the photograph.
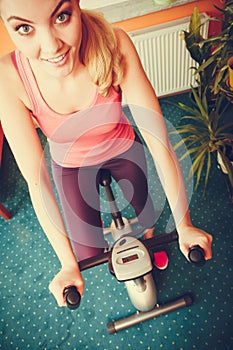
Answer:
[217,140,233,174]
[217,152,233,174]
[153,0,172,4]
[227,56,233,90]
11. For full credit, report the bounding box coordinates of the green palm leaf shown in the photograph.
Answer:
[195,151,206,190]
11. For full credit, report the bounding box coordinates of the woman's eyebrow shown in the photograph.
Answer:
[7,0,72,23]
[51,0,72,18]
[7,16,34,23]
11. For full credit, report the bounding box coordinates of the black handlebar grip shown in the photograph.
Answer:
[64,286,81,310]
[188,245,206,266]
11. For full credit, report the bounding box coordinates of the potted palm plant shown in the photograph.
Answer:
[182,3,233,99]
[172,3,233,199]
[173,88,233,193]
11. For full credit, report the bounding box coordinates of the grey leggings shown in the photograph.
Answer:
[51,133,156,261]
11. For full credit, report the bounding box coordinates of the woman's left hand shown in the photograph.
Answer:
[178,225,213,262]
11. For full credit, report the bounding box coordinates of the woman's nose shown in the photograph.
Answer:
[39,29,62,56]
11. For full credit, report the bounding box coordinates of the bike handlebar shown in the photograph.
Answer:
[188,245,206,267]
[78,230,179,271]
[64,231,206,309]
[64,286,81,310]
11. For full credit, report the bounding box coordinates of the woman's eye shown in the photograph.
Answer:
[16,24,33,36]
[56,12,71,24]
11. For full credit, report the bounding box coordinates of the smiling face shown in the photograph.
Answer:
[0,0,82,77]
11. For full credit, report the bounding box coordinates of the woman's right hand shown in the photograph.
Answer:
[49,266,84,307]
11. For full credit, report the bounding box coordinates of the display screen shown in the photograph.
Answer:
[122,254,139,263]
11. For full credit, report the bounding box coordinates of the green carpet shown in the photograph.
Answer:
[0,94,232,350]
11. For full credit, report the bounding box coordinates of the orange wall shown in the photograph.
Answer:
[0,21,15,56]
[115,0,223,33]
[0,0,223,56]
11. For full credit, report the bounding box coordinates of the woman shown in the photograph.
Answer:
[0,0,212,307]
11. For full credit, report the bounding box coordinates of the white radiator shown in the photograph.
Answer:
[128,15,209,97]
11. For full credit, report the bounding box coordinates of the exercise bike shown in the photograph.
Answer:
[63,169,206,334]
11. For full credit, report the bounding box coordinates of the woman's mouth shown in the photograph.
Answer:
[42,50,70,66]
[47,53,66,63]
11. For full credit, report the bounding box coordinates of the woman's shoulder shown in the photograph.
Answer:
[0,52,12,76]
[0,53,16,103]
[0,51,29,106]
[113,27,138,57]
[113,27,130,44]
[0,52,18,89]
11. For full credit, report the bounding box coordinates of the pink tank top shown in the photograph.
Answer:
[11,50,135,167]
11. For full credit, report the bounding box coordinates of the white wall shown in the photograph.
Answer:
[80,0,196,23]
[80,0,126,8]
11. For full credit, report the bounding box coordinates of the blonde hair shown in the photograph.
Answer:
[79,9,124,97]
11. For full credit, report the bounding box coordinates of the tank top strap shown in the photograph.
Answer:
[11,50,40,116]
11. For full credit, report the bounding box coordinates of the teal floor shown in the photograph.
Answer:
[0,94,232,350]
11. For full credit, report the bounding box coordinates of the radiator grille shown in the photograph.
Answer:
[128,15,209,97]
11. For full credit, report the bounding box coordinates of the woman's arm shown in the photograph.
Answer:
[116,29,212,260]
[0,60,84,305]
